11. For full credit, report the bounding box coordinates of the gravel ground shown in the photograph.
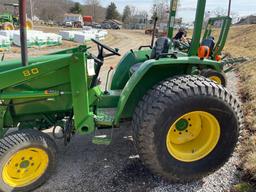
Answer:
[3,29,242,192]
[34,72,241,192]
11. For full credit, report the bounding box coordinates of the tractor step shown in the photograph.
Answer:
[93,109,116,145]
[92,135,112,145]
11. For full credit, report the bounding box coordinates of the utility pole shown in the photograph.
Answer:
[19,0,28,66]
[29,0,33,20]
[228,0,232,17]
[93,4,95,19]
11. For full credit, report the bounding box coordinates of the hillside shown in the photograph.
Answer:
[225,24,256,191]
[225,25,256,57]
[0,0,106,22]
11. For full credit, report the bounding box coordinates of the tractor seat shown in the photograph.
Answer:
[130,37,171,74]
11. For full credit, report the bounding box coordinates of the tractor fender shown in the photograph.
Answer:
[113,56,220,125]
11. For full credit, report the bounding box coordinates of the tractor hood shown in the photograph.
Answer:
[0,54,72,73]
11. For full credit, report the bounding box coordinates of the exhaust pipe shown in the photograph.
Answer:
[19,0,28,66]
[228,0,232,17]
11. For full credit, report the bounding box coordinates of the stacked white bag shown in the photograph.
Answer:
[46,33,62,46]
[0,30,15,41]
[74,32,95,43]
[13,30,34,47]
[0,35,11,49]
[59,31,80,41]
[97,30,108,40]
[59,28,108,43]
[12,30,62,47]
[34,31,48,47]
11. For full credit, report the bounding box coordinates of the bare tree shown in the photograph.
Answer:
[151,0,169,22]
[0,0,107,23]
[230,11,240,23]
[212,7,240,23]
[0,0,72,22]
[83,0,105,22]
[85,0,100,17]
[122,5,131,23]
[213,7,227,17]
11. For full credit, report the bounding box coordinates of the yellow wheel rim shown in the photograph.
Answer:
[26,20,33,30]
[2,148,49,188]
[166,111,220,162]
[209,76,222,85]
[5,26,12,30]
[3,24,14,30]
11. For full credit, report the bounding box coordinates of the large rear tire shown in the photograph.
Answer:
[0,130,57,192]
[132,75,242,182]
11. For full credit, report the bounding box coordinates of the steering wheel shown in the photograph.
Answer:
[179,41,190,49]
[91,38,121,57]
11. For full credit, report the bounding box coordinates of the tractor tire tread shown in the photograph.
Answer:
[0,129,57,192]
[132,75,242,182]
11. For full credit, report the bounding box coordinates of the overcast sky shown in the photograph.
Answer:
[75,0,256,22]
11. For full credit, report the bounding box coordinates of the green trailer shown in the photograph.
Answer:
[0,0,242,192]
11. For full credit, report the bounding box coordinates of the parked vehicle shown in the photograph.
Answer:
[111,23,121,30]
[63,13,84,28]
[101,23,111,29]
[91,22,102,29]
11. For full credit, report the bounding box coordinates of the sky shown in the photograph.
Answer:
[75,0,256,22]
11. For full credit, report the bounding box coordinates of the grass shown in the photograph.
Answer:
[238,58,256,183]
[224,24,256,191]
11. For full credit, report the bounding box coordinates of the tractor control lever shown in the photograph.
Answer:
[138,45,152,50]
[130,49,138,60]
[104,66,114,94]
[1,53,5,61]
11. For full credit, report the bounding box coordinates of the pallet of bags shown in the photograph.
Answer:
[46,33,62,46]
[0,30,15,42]
[59,29,108,43]
[34,32,49,47]
[13,30,62,47]
[74,32,96,43]
[96,30,108,40]
[59,31,80,41]
[13,30,43,47]
[0,35,11,50]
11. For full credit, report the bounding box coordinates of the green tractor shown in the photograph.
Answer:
[0,0,242,191]
[0,3,33,30]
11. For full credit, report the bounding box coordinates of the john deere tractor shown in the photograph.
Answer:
[0,3,33,30]
[0,0,242,191]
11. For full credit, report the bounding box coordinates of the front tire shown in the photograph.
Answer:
[132,75,242,182]
[0,130,57,192]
